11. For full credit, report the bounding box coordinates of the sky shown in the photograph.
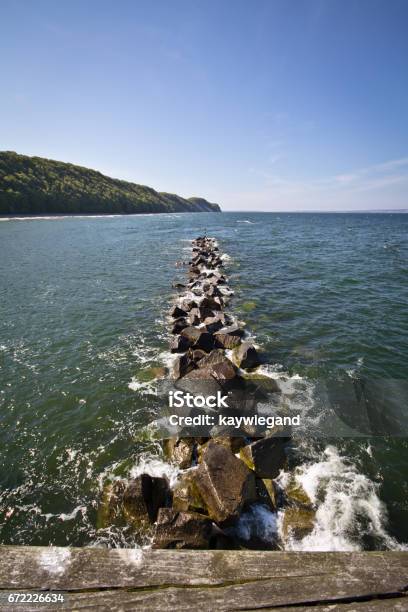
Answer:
[1,0,407,211]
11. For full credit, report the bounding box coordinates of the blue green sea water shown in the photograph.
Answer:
[0,212,407,549]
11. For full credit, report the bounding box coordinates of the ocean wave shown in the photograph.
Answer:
[277,445,407,551]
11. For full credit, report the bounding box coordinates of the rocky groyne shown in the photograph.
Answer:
[98,236,316,549]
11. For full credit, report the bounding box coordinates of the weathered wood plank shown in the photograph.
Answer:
[0,547,406,611]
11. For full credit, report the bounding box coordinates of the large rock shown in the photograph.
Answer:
[256,478,279,511]
[163,437,195,469]
[170,305,188,319]
[122,474,170,528]
[96,480,126,529]
[215,332,242,349]
[239,430,289,478]
[200,296,223,312]
[209,360,239,384]
[172,471,206,513]
[172,353,196,379]
[181,326,214,352]
[171,317,189,334]
[282,507,315,540]
[153,508,212,549]
[170,335,190,353]
[193,441,257,524]
[219,323,244,337]
[176,367,223,397]
[235,342,261,369]
[203,315,225,334]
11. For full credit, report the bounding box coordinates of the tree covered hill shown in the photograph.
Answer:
[0,152,221,215]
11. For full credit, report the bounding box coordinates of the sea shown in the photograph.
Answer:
[0,211,407,550]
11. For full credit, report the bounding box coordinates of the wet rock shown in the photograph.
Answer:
[196,349,228,368]
[284,478,313,507]
[172,317,189,334]
[199,436,246,456]
[201,296,223,312]
[189,348,207,363]
[96,480,126,529]
[256,478,278,511]
[172,471,206,513]
[215,332,242,349]
[170,304,188,318]
[163,437,195,469]
[239,430,289,478]
[172,282,186,290]
[153,508,212,549]
[193,441,257,524]
[176,367,223,397]
[170,335,190,353]
[220,323,245,337]
[172,353,196,379]
[181,326,214,352]
[180,298,199,312]
[282,507,315,540]
[187,307,202,326]
[122,474,170,528]
[203,314,225,333]
[235,342,261,369]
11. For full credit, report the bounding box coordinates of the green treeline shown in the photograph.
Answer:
[0,152,221,215]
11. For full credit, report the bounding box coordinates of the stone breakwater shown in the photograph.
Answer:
[97,237,316,549]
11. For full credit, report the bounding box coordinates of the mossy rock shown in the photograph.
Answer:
[285,477,312,507]
[96,480,126,530]
[282,506,315,540]
[256,478,278,510]
[172,472,207,514]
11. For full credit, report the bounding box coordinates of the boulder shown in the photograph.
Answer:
[209,360,239,383]
[170,335,190,353]
[172,471,206,513]
[256,478,279,511]
[215,332,242,349]
[235,342,261,369]
[172,317,189,334]
[181,327,214,352]
[219,323,244,337]
[282,507,315,540]
[172,353,196,379]
[201,296,223,312]
[170,305,188,319]
[122,474,170,528]
[239,431,289,478]
[189,348,207,363]
[163,437,195,469]
[188,307,202,326]
[176,367,223,397]
[199,436,246,456]
[172,282,186,290]
[180,298,199,312]
[153,508,212,549]
[193,441,257,524]
[196,349,228,369]
[96,480,126,529]
[203,314,225,333]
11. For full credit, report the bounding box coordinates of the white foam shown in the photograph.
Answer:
[128,378,157,394]
[129,454,180,488]
[278,445,407,551]
[232,504,277,543]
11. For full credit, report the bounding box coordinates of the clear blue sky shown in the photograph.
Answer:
[1,0,407,210]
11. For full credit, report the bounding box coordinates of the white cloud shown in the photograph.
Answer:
[221,157,408,211]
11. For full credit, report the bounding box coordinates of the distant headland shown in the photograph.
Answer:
[0,151,221,216]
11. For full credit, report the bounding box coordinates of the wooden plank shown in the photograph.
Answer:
[0,547,406,611]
